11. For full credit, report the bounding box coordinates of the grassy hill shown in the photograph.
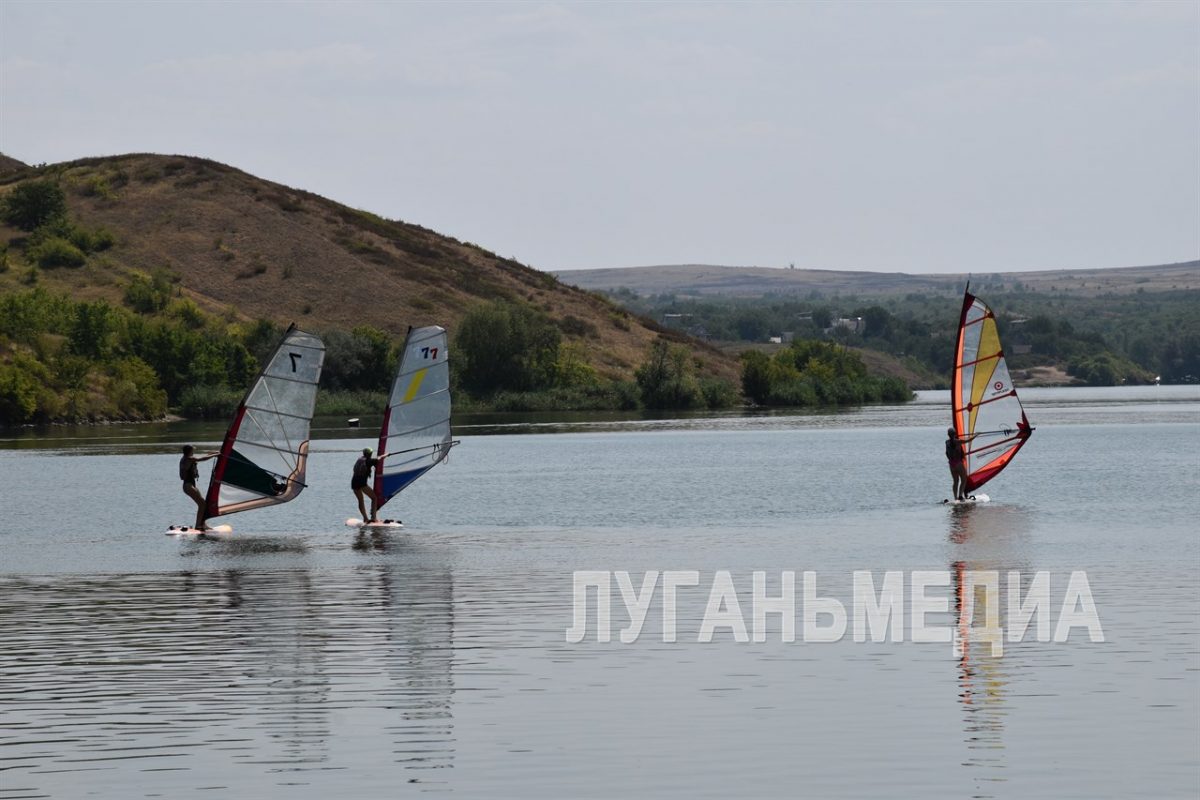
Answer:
[557,261,1200,298]
[0,153,27,177]
[0,154,738,386]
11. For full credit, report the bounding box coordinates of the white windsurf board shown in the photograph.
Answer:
[345,518,404,529]
[942,493,990,505]
[166,524,234,538]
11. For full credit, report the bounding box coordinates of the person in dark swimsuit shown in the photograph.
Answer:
[180,444,218,530]
[352,447,388,522]
[945,427,976,501]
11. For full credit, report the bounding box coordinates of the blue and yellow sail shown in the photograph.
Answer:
[373,326,455,509]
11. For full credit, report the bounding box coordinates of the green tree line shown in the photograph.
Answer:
[0,288,743,425]
[606,286,1200,385]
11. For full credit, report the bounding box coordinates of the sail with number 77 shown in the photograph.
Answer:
[952,289,1034,494]
[373,325,458,510]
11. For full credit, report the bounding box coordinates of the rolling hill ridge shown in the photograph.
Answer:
[556,261,1200,298]
[0,153,738,385]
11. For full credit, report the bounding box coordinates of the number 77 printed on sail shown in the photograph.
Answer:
[373,325,458,510]
[952,289,1034,494]
[205,325,326,519]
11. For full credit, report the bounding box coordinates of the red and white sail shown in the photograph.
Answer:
[952,291,1033,493]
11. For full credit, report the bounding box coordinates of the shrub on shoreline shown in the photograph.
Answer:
[741,339,911,407]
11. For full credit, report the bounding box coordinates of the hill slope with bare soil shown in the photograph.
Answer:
[0,154,738,383]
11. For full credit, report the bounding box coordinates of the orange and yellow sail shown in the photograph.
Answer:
[952,290,1033,493]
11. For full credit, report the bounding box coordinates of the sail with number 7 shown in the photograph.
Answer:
[952,289,1034,493]
[205,324,326,519]
[374,325,457,511]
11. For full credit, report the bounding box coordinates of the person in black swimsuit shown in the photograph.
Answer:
[180,444,218,530]
[352,447,388,522]
[945,427,976,501]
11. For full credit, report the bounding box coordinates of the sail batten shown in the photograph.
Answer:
[952,291,1032,494]
[373,325,454,511]
[205,325,325,519]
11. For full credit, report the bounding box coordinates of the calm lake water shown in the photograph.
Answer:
[1,386,1198,798]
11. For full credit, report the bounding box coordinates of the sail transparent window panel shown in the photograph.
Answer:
[208,328,325,518]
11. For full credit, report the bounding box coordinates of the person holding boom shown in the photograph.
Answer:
[945,427,977,501]
[180,444,218,530]
[351,447,388,522]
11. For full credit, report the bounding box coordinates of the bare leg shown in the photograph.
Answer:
[355,487,369,522]
[185,484,208,530]
[363,487,379,521]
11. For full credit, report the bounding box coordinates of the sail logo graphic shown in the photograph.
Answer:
[994,380,1004,391]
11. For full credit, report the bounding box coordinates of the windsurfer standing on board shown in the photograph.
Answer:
[946,428,977,501]
[180,444,218,530]
[352,447,388,522]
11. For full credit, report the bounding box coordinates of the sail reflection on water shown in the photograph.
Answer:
[947,503,1035,796]
[0,564,456,794]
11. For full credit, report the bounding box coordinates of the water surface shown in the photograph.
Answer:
[1,386,1197,798]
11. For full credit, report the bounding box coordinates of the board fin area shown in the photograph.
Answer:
[345,518,404,529]
[941,494,990,505]
[166,524,234,538]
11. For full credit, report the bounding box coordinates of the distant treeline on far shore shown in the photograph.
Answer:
[600,283,1200,387]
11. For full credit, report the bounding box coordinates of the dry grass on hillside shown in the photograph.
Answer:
[0,154,739,383]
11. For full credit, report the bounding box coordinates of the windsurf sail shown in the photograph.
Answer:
[374,325,456,510]
[205,325,325,519]
[952,288,1033,493]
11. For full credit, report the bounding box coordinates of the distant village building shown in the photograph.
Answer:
[659,313,710,340]
[828,317,864,334]
[768,336,783,344]
[781,331,795,343]
[1011,344,1033,355]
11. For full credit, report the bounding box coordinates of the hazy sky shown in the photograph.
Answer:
[2,1,1197,274]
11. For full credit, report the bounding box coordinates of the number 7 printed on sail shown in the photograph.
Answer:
[952,290,1034,494]
[205,325,326,518]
